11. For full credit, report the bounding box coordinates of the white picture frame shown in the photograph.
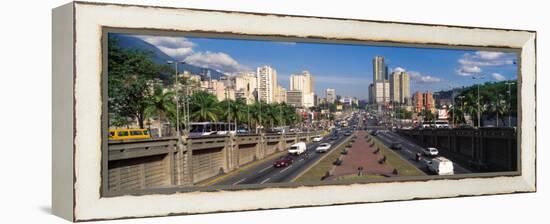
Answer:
[52,1,536,221]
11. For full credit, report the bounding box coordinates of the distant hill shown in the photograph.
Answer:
[109,33,226,80]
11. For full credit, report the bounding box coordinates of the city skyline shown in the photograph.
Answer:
[123,34,518,100]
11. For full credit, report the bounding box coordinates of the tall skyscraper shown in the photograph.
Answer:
[326,88,336,104]
[373,56,388,81]
[372,56,390,104]
[256,65,277,103]
[390,70,410,104]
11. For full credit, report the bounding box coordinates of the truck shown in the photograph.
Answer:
[427,157,454,175]
[288,142,307,155]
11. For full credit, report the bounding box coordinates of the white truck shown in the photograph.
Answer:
[427,157,454,175]
[288,142,307,155]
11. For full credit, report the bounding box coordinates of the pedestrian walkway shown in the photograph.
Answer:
[330,130,394,179]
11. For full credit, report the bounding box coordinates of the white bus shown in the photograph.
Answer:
[188,122,236,137]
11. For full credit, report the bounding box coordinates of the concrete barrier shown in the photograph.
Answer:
[107,131,322,192]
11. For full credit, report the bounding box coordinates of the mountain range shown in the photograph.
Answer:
[109,33,226,80]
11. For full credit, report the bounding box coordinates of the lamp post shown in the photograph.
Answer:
[457,95,465,126]
[472,75,485,127]
[505,81,515,127]
[167,61,181,141]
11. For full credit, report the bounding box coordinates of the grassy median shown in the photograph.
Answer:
[293,139,351,182]
[369,134,426,176]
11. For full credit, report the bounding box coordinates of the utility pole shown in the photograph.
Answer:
[167,61,181,141]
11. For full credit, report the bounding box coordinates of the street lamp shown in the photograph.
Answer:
[505,81,515,127]
[457,95,465,127]
[167,60,181,141]
[472,75,485,127]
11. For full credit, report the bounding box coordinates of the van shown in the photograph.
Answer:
[288,142,307,155]
[427,157,454,175]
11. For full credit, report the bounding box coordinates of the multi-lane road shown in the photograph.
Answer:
[373,129,471,174]
[214,130,353,186]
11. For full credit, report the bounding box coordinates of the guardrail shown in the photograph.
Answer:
[106,131,323,193]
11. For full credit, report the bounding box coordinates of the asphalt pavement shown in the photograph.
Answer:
[213,132,351,186]
[374,130,472,174]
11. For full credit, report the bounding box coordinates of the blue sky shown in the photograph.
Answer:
[131,34,518,100]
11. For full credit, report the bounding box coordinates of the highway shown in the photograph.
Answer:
[214,114,361,186]
[214,131,352,186]
[374,130,472,174]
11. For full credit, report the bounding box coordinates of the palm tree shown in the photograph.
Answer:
[145,84,175,137]
[488,94,506,127]
[189,91,220,122]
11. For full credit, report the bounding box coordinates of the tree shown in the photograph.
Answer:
[189,91,220,122]
[144,83,175,136]
[108,36,165,128]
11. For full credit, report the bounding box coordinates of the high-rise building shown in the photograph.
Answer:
[390,70,410,104]
[256,65,277,103]
[368,83,374,104]
[372,56,390,104]
[286,90,303,107]
[290,71,314,94]
[326,88,336,104]
[374,80,390,104]
[373,56,388,81]
[290,71,315,107]
[235,72,257,104]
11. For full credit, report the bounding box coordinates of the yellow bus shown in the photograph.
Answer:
[109,128,151,140]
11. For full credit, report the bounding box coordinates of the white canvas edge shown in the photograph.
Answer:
[71,2,536,221]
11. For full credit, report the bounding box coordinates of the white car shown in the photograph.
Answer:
[427,157,454,175]
[423,147,439,156]
[312,136,323,142]
[288,142,307,155]
[316,143,332,153]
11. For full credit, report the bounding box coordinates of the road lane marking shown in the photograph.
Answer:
[279,165,292,173]
[258,166,271,173]
[405,149,413,154]
[232,178,246,185]
[260,178,270,184]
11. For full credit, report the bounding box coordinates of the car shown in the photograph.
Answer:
[312,136,323,142]
[344,132,352,136]
[330,135,339,140]
[422,147,439,156]
[389,142,402,150]
[274,156,294,167]
[288,142,307,155]
[316,143,332,153]
[427,157,454,175]
[370,130,377,136]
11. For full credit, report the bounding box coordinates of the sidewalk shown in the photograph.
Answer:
[330,130,394,179]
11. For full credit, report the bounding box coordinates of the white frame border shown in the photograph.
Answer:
[70,2,536,221]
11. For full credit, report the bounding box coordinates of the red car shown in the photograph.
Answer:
[274,156,294,168]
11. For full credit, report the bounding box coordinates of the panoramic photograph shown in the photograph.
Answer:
[105,32,519,193]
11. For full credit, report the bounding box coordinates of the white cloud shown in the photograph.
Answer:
[135,35,196,60]
[184,51,251,74]
[393,67,406,73]
[491,73,507,81]
[407,71,442,84]
[456,51,516,76]
[456,65,482,76]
